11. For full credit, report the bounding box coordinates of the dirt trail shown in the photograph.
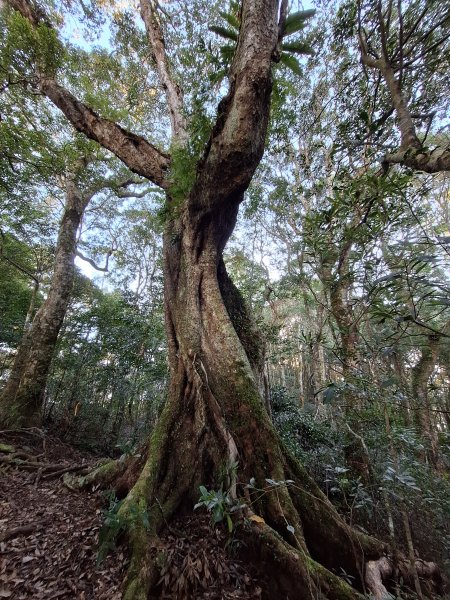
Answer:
[0,430,125,599]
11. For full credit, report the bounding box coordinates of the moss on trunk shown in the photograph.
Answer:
[106,209,401,600]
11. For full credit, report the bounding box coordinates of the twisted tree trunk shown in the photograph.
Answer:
[118,204,388,599]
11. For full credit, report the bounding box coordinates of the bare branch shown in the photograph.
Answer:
[38,79,170,187]
[139,0,187,141]
[76,248,114,272]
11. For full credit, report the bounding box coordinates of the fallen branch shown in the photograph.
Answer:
[0,455,89,474]
[0,427,45,437]
[0,523,41,542]
[42,464,90,480]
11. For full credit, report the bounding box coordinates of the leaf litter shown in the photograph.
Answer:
[0,429,125,599]
[0,430,263,599]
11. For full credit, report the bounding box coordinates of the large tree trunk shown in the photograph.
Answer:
[118,204,390,600]
[0,179,87,428]
[6,2,444,598]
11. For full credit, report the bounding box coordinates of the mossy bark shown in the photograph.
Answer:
[411,335,442,469]
[116,202,391,599]
[0,179,88,428]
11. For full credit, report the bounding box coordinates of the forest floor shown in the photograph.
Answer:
[0,430,262,599]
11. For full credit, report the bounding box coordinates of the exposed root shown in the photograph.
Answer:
[365,558,393,600]
[77,367,445,600]
[365,556,443,600]
[239,519,364,599]
[63,458,128,491]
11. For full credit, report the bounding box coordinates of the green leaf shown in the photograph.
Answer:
[213,505,224,523]
[218,11,240,30]
[279,53,302,75]
[281,41,314,56]
[226,514,233,533]
[283,10,316,37]
[323,384,337,404]
[209,25,238,42]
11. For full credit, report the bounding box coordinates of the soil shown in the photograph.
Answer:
[0,429,263,600]
[0,429,125,599]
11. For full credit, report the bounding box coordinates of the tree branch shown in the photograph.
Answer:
[6,0,171,188]
[38,79,170,186]
[384,145,450,173]
[76,248,113,272]
[0,231,39,282]
[139,0,187,142]
[358,4,450,173]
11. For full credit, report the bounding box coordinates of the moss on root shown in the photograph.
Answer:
[63,458,126,491]
[243,521,364,600]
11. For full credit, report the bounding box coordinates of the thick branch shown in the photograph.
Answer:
[384,145,450,173]
[6,0,170,187]
[139,0,187,141]
[39,79,170,186]
[190,0,279,217]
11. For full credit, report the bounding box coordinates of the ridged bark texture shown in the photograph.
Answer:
[0,180,87,427]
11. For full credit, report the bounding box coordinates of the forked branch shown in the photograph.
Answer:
[357,2,450,173]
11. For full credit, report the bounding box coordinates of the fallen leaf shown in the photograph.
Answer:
[248,514,265,525]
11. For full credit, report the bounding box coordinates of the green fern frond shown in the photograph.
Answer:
[209,25,238,42]
[218,11,240,30]
[281,41,314,56]
[279,53,302,75]
[283,9,316,37]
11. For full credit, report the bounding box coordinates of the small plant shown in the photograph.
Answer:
[115,439,140,463]
[97,492,124,564]
[194,486,244,533]
[97,491,150,564]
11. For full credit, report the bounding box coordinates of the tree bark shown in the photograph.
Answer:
[0,178,87,427]
[411,335,442,469]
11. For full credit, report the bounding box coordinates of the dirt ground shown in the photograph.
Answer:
[0,429,263,600]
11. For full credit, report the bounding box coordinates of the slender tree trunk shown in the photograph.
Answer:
[23,278,40,332]
[329,280,359,380]
[0,179,87,427]
[411,335,442,469]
